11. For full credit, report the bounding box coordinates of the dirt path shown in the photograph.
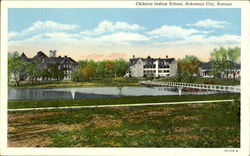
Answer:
[8,99,234,112]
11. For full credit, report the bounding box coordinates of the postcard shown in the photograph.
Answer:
[1,0,250,156]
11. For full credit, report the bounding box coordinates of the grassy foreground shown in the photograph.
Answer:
[8,94,236,109]
[8,102,240,147]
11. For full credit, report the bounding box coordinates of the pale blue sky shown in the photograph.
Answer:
[8,8,241,61]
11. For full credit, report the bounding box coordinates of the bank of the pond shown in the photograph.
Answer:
[8,94,237,109]
[160,77,240,86]
[8,78,143,89]
[8,77,240,89]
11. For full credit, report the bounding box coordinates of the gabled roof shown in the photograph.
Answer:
[20,53,28,61]
[129,56,175,66]
[51,56,78,65]
[20,51,78,65]
[200,62,212,69]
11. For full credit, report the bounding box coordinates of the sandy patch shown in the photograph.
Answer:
[171,115,203,121]
[8,111,67,121]
[8,122,89,147]
[173,127,193,133]
[105,131,123,137]
[160,134,200,141]
[91,115,123,129]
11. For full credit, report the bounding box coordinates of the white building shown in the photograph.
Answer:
[198,62,240,79]
[125,55,178,78]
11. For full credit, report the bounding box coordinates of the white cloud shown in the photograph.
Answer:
[95,32,149,42]
[147,25,202,40]
[25,20,78,32]
[80,20,143,36]
[207,34,240,44]
[153,34,240,47]
[187,19,229,29]
[8,20,78,40]
[8,32,20,39]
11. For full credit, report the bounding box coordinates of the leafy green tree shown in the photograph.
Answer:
[8,52,28,86]
[177,55,202,83]
[95,61,105,78]
[71,70,80,81]
[80,64,96,80]
[73,59,128,80]
[113,59,128,78]
[39,69,49,80]
[210,47,240,80]
[26,62,40,83]
[48,65,64,81]
[104,60,114,78]
[228,47,241,81]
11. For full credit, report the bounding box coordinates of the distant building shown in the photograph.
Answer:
[124,55,178,78]
[198,62,214,78]
[198,61,241,79]
[19,50,79,80]
[221,64,241,79]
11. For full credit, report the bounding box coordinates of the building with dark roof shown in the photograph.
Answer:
[198,62,214,78]
[198,61,241,79]
[20,50,79,80]
[124,55,177,78]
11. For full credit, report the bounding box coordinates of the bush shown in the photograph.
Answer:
[227,94,240,116]
[204,80,216,84]
[174,72,197,83]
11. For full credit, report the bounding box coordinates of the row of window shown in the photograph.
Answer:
[143,70,170,73]
[143,65,170,69]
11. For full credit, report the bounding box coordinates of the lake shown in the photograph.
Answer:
[8,86,222,101]
[8,86,181,101]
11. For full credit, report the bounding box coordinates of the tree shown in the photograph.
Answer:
[80,64,96,80]
[177,55,202,83]
[104,60,114,78]
[228,47,240,81]
[95,61,105,78]
[48,65,64,81]
[8,52,28,86]
[71,70,80,81]
[113,59,128,78]
[26,62,40,83]
[210,47,240,80]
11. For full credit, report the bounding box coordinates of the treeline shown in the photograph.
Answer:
[71,59,128,81]
[210,47,240,81]
[173,47,240,83]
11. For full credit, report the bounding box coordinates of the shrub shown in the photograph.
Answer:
[227,94,240,116]
[204,80,216,84]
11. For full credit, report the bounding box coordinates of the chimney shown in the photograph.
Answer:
[133,55,135,58]
[166,55,168,58]
[64,55,67,58]
[49,50,57,57]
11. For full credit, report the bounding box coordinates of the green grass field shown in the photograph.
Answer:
[8,102,240,147]
[8,94,236,109]
[8,77,240,89]
[161,77,240,86]
[8,77,143,88]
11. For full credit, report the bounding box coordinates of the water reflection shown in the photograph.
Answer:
[8,86,222,101]
[8,87,178,101]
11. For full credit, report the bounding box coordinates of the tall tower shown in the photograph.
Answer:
[49,50,57,57]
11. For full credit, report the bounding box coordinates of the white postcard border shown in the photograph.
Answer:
[1,1,249,156]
